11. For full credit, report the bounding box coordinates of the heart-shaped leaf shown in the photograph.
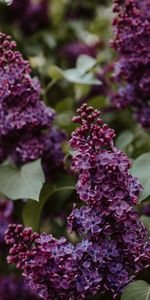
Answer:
[0,159,44,201]
[121,280,150,300]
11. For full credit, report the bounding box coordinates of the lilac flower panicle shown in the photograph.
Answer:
[0,33,66,176]
[0,33,66,180]
[5,105,150,300]
[111,0,150,129]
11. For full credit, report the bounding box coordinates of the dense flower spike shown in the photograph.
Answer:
[9,0,49,35]
[111,0,150,129]
[0,276,39,300]
[0,33,66,177]
[5,105,150,300]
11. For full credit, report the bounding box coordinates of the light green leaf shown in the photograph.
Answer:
[141,216,150,236]
[76,55,97,76]
[48,65,101,85]
[131,153,150,201]
[0,159,44,201]
[63,69,100,85]
[116,131,134,150]
[121,280,150,300]
[23,184,75,231]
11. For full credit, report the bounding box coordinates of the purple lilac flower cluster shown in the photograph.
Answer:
[42,128,67,181]
[10,127,66,181]
[8,0,49,36]
[0,200,13,251]
[11,128,66,180]
[5,105,150,300]
[0,275,39,300]
[0,33,54,161]
[0,33,65,179]
[111,0,150,129]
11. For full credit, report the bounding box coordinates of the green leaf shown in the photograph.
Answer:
[48,65,101,85]
[76,55,97,76]
[131,153,150,201]
[116,131,134,151]
[0,159,44,201]
[63,68,100,85]
[140,216,150,236]
[121,280,150,300]
[23,184,75,231]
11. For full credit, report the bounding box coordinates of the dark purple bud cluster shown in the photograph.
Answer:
[111,0,150,129]
[0,200,13,251]
[0,33,66,177]
[8,0,49,36]
[0,275,39,300]
[5,105,150,300]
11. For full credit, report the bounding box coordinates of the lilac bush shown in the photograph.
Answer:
[5,105,150,300]
[0,1,150,299]
[111,0,150,129]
